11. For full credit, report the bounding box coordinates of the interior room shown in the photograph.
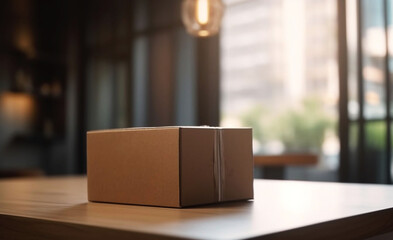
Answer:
[1,0,393,239]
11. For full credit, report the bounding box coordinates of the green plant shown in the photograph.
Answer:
[273,97,335,152]
[365,121,386,151]
[239,97,335,153]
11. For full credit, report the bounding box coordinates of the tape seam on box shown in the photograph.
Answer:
[214,128,225,202]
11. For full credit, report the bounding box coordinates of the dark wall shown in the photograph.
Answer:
[0,0,220,175]
[0,0,74,175]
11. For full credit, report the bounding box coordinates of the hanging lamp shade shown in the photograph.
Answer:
[181,0,225,37]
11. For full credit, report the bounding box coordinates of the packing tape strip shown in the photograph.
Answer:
[214,128,225,202]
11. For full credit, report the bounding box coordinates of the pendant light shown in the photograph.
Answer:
[181,0,225,37]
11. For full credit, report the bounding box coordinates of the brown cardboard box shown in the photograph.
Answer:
[87,127,253,207]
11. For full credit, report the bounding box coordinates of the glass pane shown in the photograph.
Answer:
[347,0,359,120]
[389,0,393,182]
[361,0,387,119]
[175,29,196,126]
[388,0,393,117]
[391,122,393,180]
[389,121,393,181]
[349,122,359,181]
[220,0,339,177]
[132,37,148,127]
[86,58,115,130]
[364,121,387,183]
[149,32,175,126]
[86,59,97,130]
[115,61,128,128]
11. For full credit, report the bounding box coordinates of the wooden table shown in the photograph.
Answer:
[1,177,393,240]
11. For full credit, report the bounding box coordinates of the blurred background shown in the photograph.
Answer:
[0,0,392,184]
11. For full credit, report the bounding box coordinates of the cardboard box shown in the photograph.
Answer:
[87,127,253,208]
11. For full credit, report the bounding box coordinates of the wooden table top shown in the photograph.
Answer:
[1,177,393,240]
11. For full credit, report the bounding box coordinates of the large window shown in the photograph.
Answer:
[220,0,339,180]
[344,0,393,183]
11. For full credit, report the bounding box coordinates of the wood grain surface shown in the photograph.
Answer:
[1,177,393,240]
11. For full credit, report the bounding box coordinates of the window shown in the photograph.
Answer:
[344,0,393,183]
[220,0,339,180]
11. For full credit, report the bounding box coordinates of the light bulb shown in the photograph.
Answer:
[182,0,224,37]
[196,0,209,25]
